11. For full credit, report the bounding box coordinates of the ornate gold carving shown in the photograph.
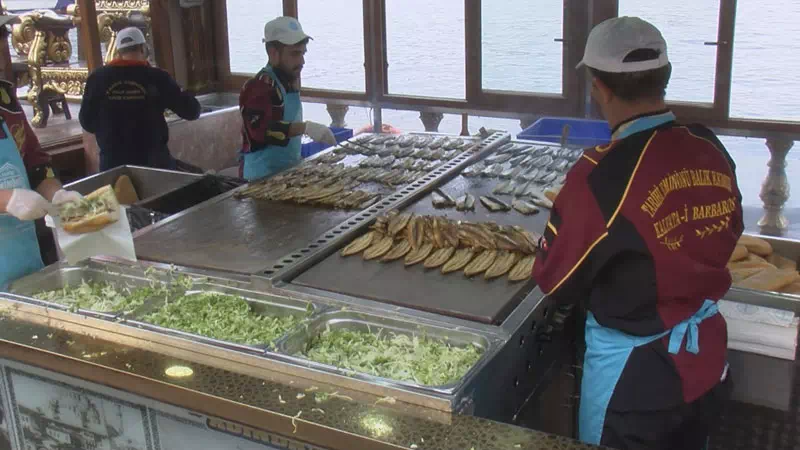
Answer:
[95,0,150,13]
[41,68,88,98]
[19,2,151,128]
[46,31,72,63]
[11,15,37,58]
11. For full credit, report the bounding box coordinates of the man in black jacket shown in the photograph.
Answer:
[79,27,201,171]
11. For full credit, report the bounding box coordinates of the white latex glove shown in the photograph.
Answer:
[304,121,337,146]
[6,188,50,221]
[51,189,83,205]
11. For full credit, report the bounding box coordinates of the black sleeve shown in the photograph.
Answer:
[158,70,201,121]
[79,73,98,133]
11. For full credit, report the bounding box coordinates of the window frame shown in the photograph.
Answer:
[212,0,800,136]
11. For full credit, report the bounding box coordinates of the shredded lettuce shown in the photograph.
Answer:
[32,272,194,314]
[34,279,157,313]
[141,292,303,346]
[59,195,114,222]
[300,328,483,386]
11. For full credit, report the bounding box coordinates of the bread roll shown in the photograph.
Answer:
[738,235,773,257]
[766,253,798,272]
[729,245,748,262]
[59,185,121,234]
[735,268,800,292]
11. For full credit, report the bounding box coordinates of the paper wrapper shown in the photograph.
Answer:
[45,206,137,265]
[718,299,796,327]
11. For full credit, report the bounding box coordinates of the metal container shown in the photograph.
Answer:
[7,260,172,319]
[64,165,201,203]
[726,233,800,312]
[126,283,319,354]
[274,309,500,394]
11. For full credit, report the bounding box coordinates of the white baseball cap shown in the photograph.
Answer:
[576,16,669,73]
[116,27,146,50]
[263,16,312,45]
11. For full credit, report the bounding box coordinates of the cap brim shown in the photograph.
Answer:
[575,60,586,70]
[277,32,313,45]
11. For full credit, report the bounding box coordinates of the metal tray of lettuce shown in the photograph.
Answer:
[6,260,189,319]
[273,309,502,393]
[125,283,320,354]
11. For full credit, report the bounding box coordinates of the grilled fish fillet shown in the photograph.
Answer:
[442,248,476,274]
[424,247,456,269]
[388,213,413,236]
[485,251,519,280]
[404,242,435,266]
[508,255,536,282]
[381,239,412,262]
[362,235,395,260]
[341,231,376,257]
[464,249,499,277]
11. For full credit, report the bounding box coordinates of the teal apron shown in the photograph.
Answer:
[242,65,303,181]
[579,299,720,445]
[0,121,44,290]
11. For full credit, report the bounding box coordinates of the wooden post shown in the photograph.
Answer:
[0,0,14,83]
[76,0,102,71]
[76,0,102,174]
[149,0,176,77]
[464,0,481,103]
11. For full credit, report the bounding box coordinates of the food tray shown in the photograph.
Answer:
[726,234,800,311]
[64,165,202,202]
[274,309,498,393]
[125,283,319,354]
[7,262,176,319]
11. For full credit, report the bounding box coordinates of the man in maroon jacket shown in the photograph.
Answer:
[532,17,743,449]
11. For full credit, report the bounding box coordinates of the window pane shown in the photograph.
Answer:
[385,0,465,99]
[730,2,800,121]
[226,0,282,74]
[481,2,563,94]
[618,1,718,103]
[301,102,373,133]
[719,136,800,210]
[299,0,365,92]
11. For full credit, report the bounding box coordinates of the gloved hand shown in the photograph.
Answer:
[51,189,83,205]
[6,189,50,221]
[304,121,337,146]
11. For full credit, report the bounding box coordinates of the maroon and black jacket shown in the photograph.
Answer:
[532,118,744,410]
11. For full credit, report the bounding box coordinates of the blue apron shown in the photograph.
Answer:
[242,65,303,182]
[0,121,44,290]
[579,299,720,445]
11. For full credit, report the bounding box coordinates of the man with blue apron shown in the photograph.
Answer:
[238,16,336,182]
[0,75,80,290]
[532,17,742,450]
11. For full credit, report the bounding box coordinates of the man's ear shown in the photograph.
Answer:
[592,77,614,105]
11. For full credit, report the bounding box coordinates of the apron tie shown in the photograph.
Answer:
[667,300,719,355]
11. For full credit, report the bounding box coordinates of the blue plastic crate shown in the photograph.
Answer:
[517,117,611,148]
[301,126,353,158]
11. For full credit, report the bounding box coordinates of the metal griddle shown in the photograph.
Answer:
[133,142,448,275]
[134,194,361,274]
[292,157,557,324]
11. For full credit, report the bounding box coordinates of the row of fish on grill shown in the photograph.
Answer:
[318,134,477,188]
[430,189,547,215]
[234,164,381,210]
[340,210,540,282]
[463,144,579,180]
[335,133,476,156]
